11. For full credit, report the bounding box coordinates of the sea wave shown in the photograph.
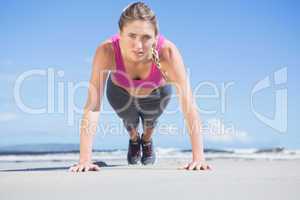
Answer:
[0,144,299,162]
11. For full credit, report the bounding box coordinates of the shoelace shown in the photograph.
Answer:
[142,142,152,157]
[130,141,140,156]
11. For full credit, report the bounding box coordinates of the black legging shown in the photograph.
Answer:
[106,73,172,132]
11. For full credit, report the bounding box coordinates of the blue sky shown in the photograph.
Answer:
[0,0,299,150]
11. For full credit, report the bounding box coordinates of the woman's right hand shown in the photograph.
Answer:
[69,161,101,172]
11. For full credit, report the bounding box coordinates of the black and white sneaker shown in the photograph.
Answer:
[141,134,156,165]
[127,136,141,165]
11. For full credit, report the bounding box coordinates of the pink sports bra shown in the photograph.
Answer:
[110,33,165,89]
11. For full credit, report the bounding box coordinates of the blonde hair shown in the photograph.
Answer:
[118,1,159,36]
[152,46,168,81]
[119,2,168,81]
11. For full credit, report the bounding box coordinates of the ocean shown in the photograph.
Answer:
[0,143,299,163]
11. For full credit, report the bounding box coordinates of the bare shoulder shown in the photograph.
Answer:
[160,38,183,65]
[93,38,115,70]
[159,38,185,82]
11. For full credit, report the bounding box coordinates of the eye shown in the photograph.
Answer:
[129,34,136,39]
[143,35,151,40]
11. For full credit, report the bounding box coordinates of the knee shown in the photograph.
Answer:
[142,118,158,129]
[123,118,140,132]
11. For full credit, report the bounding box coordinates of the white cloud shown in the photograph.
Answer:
[0,112,18,122]
[203,118,251,143]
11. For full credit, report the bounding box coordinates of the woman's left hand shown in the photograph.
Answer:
[179,159,212,171]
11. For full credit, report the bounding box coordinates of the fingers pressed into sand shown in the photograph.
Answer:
[70,166,77,172]
[201,164,212,170]
[195,164,202,170]
[83,166,89,172]
[92,164,101,171]
[72,166,79,172]
[183,163,189,169]
[188,162,197,170]
[78,165,84,172]
[68,166,74,172]
[207,165,212,170]
[178,163,189,170]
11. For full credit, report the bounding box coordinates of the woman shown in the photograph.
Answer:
[69,2,211,172]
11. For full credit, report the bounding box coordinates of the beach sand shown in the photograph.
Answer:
[1,158,299,200]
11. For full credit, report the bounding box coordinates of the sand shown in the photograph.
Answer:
[1,158,299,200]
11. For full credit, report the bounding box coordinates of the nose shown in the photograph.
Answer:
[133,39,143,50]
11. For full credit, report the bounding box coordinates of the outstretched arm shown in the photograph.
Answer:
[161,40,211,171]
[69,41,112,172]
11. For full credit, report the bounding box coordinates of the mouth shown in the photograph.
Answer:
[133,51,144,57]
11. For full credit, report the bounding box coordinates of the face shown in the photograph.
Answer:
[119,20,157,63]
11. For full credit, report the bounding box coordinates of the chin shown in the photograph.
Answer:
[131,55,144,62]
